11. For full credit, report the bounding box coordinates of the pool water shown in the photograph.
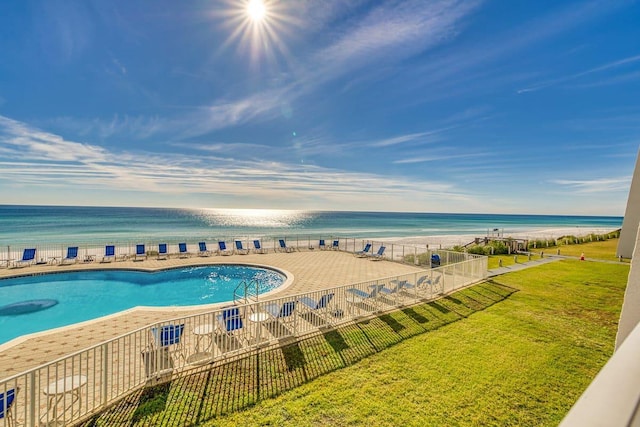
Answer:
[0,265,285,345]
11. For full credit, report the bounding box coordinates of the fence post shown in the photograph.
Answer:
[256,350,261,402]
[29,371,36,427]
[102,343,109,405]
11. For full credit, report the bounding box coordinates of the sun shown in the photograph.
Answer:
[247,0,266,22]
[214,0,295,65]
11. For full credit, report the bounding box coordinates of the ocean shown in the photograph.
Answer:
[0,205,623,245]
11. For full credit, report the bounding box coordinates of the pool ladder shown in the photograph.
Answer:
[233,279,260,305]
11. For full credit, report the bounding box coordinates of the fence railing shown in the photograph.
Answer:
[0,251,487,426]
[1,235,468,270]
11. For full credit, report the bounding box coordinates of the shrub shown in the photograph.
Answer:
[488,241,509,255]
[466,245,488,255]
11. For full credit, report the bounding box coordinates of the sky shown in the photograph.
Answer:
[0,0,638,216]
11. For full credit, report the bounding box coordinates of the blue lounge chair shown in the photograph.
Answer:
[263,301,297,324]
[331,240,339,250]
[178,243,190,258]
[369,246,386,261]
[134,244,146,261]
[218,241,232,256]
[278,239,294,253]
[253,240,267,254]
[298,293,334,312]
[102,245,116,263]
[235,240,249,255]
[0,387,17,427]
[417,274,442,294]
[61,246,79,265]
[318,239,326,250]
[346,284,384,314]
[157,243,168,260]
[12,248,36,268]
[346,284,384,301]
[381,280,407,296]
[216,307,248,347]
[151,323,186,365]
[354,243,371,257]
[198,242,211,257]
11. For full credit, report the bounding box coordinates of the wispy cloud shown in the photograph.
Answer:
[518,53,640,93]
[0,115,473,207]
[370,130,448,148]
[50,0,483,143]
[550,176,632,193]
[393,152,487,165]
[394,0,630,102]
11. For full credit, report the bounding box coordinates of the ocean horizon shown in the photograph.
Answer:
[0,204,623,245]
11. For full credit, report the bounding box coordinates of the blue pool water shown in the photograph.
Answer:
[0,265,285,345]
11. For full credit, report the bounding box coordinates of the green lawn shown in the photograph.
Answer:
[487,237,627,269]
[84,254,629,427]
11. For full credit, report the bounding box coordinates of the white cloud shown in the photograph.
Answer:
[551,176,632,193]
[0,115,472,207]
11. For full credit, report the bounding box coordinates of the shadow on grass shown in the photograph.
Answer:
[79,281,518,427]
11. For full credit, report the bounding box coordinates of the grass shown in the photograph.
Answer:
[82,248,629,427]
[486,237,628,269]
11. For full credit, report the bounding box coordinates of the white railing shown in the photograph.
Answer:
[0,235,470,270]
[0,254,487,427]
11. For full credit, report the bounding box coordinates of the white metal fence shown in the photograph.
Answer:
[0,242,486,427]
[1,235,465,269]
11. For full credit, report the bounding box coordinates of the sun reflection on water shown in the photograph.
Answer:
[192,208,310,229]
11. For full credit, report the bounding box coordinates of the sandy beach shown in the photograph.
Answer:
[380,227,619,249]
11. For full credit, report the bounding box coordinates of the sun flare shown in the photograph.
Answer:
[215,0,294,65]
[247,0,266,22]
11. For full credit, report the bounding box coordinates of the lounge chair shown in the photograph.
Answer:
[178,243,190,258]
[102,245,116,263]
[134,244,146,261]
[318,239,326,250]
[198,242,211,257]
[298,293,334,312]
[298,292,338,325]
[61,246,79,265]
[346,284,384,314]
[151,323,186,365]
[417,274,442,294]
[354,243,371,257]
[157,243,168,260]
[380,280,410,305]
[346,284,384,301]
[263,301,297,325]
[12,248,36,268]
[216,306,248,348]
[218,241,232,256]
[381,280,407,296]
[278,239,294,253]
[331,240,339,250]
[369,246,386,261]
[0,387,17,427]
[235,240,249,255]
[253,240,267,254]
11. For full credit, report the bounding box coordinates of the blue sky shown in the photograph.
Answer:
[0,0,638,215]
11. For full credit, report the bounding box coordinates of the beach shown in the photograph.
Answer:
[381,227,619,249]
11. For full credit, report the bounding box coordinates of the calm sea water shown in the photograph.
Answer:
[0,205,623,245]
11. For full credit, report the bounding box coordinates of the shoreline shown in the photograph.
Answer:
[377,227,619,249]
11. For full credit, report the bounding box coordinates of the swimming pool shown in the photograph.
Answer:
[0,265,286,345]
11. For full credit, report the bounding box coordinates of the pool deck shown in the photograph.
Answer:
[0,250,424,379]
